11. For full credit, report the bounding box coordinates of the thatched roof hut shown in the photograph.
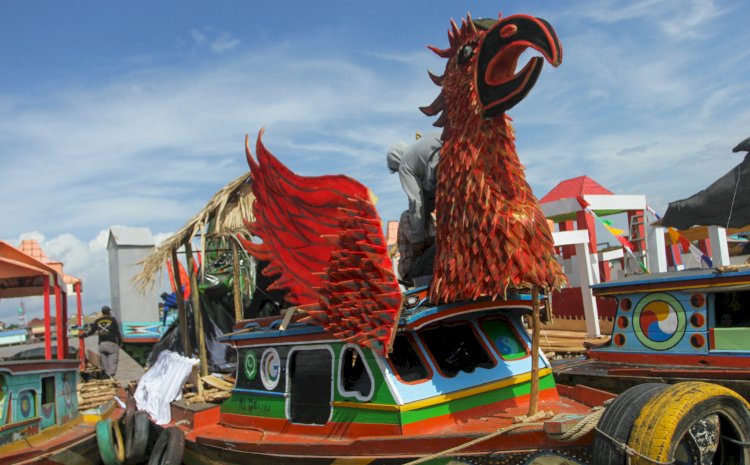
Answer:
[134,171,254,291]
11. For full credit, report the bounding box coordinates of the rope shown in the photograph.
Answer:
[594,426,674,465]
[401,420,545,465]
[726,163,742,229]
[547,408,605,441]
[722,435,750,447]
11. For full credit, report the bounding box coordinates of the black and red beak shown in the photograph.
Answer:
[474,15,562,118]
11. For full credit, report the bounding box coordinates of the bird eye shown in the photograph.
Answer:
[457,43,475,64]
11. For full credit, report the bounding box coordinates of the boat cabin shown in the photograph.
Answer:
[218,287,557,438]
[0,360,80,445]
[590,267,750,363]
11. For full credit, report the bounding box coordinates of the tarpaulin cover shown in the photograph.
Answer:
[662,154,750,229]
[146,279,236,373]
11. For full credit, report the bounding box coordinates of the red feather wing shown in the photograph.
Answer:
[239,131,401,356]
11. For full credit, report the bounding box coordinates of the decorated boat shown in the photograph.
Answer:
[124,8,750,465]
[554,266,750,397]
[0,359,118,465]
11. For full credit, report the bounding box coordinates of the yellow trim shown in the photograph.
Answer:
[81,399,117,423]
[0,416,82,454]
[332,368,552,412]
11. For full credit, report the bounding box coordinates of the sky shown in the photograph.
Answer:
[2,0,749,322]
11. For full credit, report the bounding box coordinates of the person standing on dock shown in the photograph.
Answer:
[87,305,123,377]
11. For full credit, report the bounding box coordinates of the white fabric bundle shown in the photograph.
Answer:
[134,350,199,425]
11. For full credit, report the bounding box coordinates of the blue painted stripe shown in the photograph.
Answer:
[232,388,286,397]
[402,294,542,326]
[219,324,326,342]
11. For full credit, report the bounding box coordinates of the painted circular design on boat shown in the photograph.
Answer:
[620,298,632,311]
[633,293,686,351]
[19,390,33,418]
[690,313,705,328]
[614,333,626,346]
[243,351,258,381]
[260,348,281,390]
[617,316,629,329]
[63,373,75,410]
[690,333,705,348]
[690,293,705,308]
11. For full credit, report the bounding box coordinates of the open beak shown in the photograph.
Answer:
[475,15,562,118]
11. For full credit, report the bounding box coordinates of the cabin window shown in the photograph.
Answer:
[419,321,495,378]
[712,291,750,351]
[715,291,750,327]
[338,346,374,401]
[479,316,528,360]
[287,347,332,425]
[389,334,431,383]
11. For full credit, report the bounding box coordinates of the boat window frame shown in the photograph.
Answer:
[337,344,375,402]
[386,333,433,385]
[478,314,530,361]
[417,318,497,379]
[285,344,334,426]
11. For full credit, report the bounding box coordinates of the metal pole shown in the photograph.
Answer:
[185,242,208,378]
[170,249,192,357]
[76,283,86,369]
[231,241,243,322]
[43,276,52,360]
[54,277,64,360]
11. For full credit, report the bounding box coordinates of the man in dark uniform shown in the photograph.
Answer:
[87,305,123,377]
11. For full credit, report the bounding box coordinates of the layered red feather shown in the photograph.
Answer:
[239,130,401,356]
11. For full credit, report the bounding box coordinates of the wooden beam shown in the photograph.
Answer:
[170,249,192,357]
[231,241,243,322]
[528,286,540,416]
[185,241,208,378]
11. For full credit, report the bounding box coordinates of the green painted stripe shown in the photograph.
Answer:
[401,374,556,425]
[331,404,400,425]
[220,392,287,418]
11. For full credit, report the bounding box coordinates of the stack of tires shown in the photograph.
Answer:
[96,410,184,465]
[593,381,750,465]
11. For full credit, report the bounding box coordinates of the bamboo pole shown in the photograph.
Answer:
[528,286,540,416]
[185,241,209,378]
[170,249,192,357]
[231,241,243,322]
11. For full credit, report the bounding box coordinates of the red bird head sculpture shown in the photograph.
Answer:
[425,13,567,303]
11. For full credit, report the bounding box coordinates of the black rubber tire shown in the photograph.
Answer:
[147,427,185,465]
[591,383,669,465]
[125,410,150,464]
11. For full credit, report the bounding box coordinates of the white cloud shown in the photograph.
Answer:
[0,228,174,323]
[189,27,241,54]
[210,33,241,53]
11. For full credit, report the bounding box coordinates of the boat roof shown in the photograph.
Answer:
[592,266,750,296]
[220,286,540,344]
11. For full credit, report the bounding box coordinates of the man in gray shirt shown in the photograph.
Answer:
[387,132,441,281]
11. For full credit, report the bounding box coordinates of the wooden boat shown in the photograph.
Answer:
[128,8,750,465]
[155,291,610,465]
[554,266,750,398]
[0,359,118,465]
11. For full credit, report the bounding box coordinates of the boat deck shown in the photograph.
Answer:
[176,386,610,459]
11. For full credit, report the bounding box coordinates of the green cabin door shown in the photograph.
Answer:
[288,348,332,425]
